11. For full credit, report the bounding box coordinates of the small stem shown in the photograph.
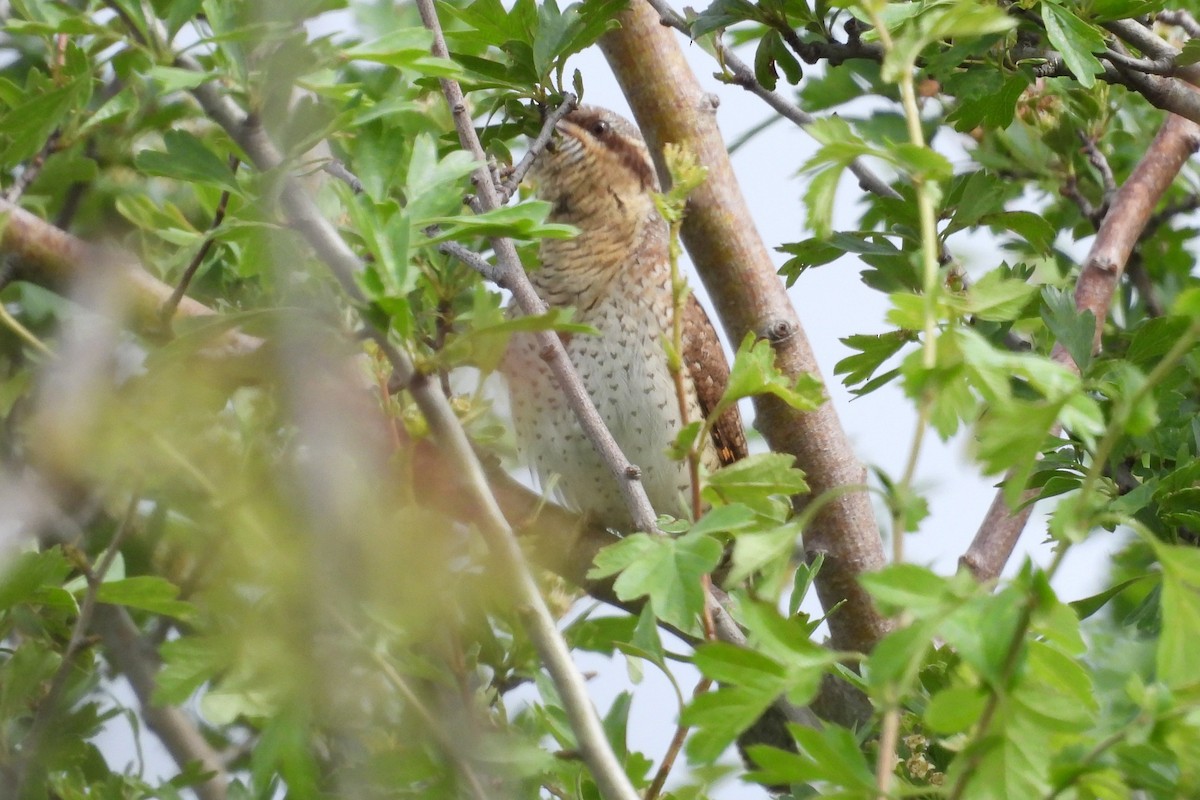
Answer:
[644,676,713,800]
[946,546,1068,800]
[874,702,901,798]
[864,4,940,368]
[890,398,931,564]
[160,157,239,325]
[0,301,54,358]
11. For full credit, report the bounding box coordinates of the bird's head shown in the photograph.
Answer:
[529,106,661,230]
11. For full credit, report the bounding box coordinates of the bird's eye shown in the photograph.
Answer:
[591,120,610,137]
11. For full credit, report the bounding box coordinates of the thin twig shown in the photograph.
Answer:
[1158,9,1200,38]
[642,0,899,201]
[644,676,713,800]
[4,130,60,202]
[322,159,364,194]
[498,96,579,203]
[874,703,901,798]
[160,157,239,324]
[1078,131,1116,209]
[1101,47,1177,76]
[438,240,505,283]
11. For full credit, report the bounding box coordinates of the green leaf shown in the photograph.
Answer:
[693,641,787,688]
[703,452,809,513]
[588,531,723,633]
[717,334,825,417]
[682,684,776,762]
[155,635,233,705]
[728,522,803,586]
[0,548,72,613]
[423,202,576,242]
[925,685,987,733]
[1126,316,1192,368]
[344,28,462,76]
[962,270,1039,322]
[146,65,221,94]
[1179,37,1200,67]
[1041,2,1105,89]
[836,330,914,388]
[745,723,876,792]
[1041,287,1095,373]
[688,502,765,537]
[629,602,667,669]
[0,71,88,165]
[1070,575,1151,620]
[983,210,1057,254]
[1152,542,1200,690]
[861,563,958,616]
[945,69,1031,131]
[95,576,194,619]
[975,399,1063,506]
[135,130,240,194]
[801,164,842,239]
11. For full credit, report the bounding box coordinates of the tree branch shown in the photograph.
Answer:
[0,196,264,371]
[498,97,578,203]
[601,1,892,659]
[93,605,228,800]
[644,0,899,201]
[960,113,1200,581]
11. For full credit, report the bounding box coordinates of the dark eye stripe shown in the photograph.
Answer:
[564,110,656,190]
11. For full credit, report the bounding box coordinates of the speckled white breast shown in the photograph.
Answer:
[503,277,709,532]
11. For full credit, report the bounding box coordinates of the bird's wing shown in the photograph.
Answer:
[683,293,748,467]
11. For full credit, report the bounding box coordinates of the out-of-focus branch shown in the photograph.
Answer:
[93,605,228,800]
[180,39,644,800]
[1158,10,1200,38]
[961,113,1200,582]
[0,197,264,370]
[601,1,892,658]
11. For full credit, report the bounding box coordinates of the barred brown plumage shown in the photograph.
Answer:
[502,106,746,531]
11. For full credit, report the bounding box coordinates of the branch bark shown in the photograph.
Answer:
[600,1,891,657]
[94,606,228,800]
[0,196,263,372]
[960,113,1200,581]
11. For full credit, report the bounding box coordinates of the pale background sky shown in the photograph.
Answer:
[89,6,1128,799]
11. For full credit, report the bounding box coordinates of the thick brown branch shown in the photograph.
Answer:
[600,1,891,658]
[0,197,264,374]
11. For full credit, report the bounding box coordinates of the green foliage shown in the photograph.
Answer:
[2,0,1200,799]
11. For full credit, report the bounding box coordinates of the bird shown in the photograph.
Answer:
[502,105,746,532]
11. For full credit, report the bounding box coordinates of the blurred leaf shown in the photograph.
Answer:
[1041,2,1105,89]
[135,130,240,194]
[94,576,194,619]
